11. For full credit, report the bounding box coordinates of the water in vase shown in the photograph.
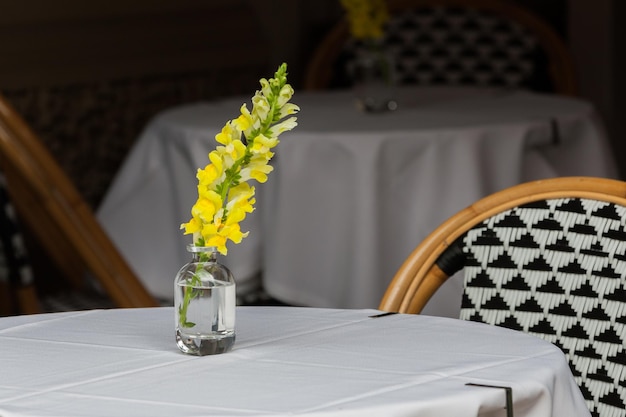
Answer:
[175,278,236,355]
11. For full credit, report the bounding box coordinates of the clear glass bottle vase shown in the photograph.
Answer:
[175,245,236,355]
[351,41,398,113]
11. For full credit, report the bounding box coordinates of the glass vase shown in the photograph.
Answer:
[175,245,236,355]
[350,43,398,113]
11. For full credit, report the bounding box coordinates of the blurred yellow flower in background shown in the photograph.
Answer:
[340,0,389,41]
[181,63,299,255]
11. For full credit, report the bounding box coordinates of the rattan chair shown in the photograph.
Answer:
[0,93,158,315]
[305,0,577,95]
[379,176,626,417]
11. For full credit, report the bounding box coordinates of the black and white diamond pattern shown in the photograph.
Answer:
[0,171,33,292]
[342,5,545,90]
[461,198,626,417]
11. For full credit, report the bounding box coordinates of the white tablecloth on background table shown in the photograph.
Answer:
[97,87,617,316]
[0,307,590,417]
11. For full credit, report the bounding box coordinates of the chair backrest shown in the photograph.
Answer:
[305,0,577,95]
[0,93,157,313]
[379,177,626,417]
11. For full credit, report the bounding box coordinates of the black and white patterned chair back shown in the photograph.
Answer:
[461,198,626,417]
[339,5,550,91]
[0,171,34,312]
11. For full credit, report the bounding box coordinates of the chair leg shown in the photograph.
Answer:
[16,285,41,314]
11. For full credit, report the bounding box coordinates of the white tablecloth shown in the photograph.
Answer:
[97,87,617,315]
[0,307,590,417]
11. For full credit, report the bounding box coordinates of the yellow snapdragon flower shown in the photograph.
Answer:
[181,63,299,255]
[340,0,389,41]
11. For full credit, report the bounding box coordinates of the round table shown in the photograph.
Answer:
[0,307,590,417]
[97,86,617,316]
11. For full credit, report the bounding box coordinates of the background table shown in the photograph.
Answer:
[97,87,617,315]
[0,307,590,417]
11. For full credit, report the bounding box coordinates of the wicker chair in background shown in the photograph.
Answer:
[379,177,626,417]
[305,0,577,96]
[0,93,157,315]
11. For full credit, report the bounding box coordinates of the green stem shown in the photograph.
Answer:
[178,271,202,328]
